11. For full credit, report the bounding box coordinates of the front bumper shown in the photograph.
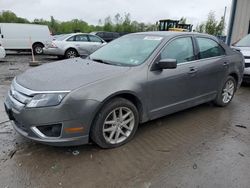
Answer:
[4,89,100,146]
[43,47,65,56]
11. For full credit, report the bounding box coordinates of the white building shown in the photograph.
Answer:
[227,0,250,45]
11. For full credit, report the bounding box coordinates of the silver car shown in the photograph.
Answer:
[232,34,250,82]
[43,33,106,59]
[4,32,244,148]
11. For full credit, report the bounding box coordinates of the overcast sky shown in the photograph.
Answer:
[0,0,232,28]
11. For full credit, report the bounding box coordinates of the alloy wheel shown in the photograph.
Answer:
[67,50,77,58]
[103,107,135,144]
[222,79,235,104]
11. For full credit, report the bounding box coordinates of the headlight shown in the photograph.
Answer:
[26,93,67,108]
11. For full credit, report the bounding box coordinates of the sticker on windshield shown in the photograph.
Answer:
[144,36,163,41]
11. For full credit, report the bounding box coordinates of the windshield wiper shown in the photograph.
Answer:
[91,58,113,65]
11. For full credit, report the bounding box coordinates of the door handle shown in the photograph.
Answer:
[1,34,3,38]
[188,67,198,74]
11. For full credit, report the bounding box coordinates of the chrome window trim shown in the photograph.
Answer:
[13,78,71,96]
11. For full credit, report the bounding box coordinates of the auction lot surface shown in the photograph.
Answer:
[0,54,250,188]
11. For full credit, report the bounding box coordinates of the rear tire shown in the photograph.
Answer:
[90,98,139,148]
[33,43,44,55]
[65,49,78,59]
[214,76,236,107]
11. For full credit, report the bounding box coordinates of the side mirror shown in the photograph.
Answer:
[157,59,177,69]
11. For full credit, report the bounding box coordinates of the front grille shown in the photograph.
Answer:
[245,56,250,59]
[10,82,32,105]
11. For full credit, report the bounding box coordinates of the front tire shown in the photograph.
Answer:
[214,76,236,107]
[90,98,139,148]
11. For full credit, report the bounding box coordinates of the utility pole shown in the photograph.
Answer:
[223,6,227,27]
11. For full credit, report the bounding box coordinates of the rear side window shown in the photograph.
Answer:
[161,37,195,64]
[75,35,88,42]
[197,37,225,59]
[89,35,102,43]
[67,36,75,41]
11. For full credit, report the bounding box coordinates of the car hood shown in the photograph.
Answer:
[16,58,130,91]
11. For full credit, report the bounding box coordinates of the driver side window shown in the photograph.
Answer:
[161,37,195,64]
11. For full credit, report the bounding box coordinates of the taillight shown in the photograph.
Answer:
[49,42,57,48]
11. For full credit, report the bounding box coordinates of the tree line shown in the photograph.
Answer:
[0,11,156,34]
[195,11,225,36]
[0,10,225,36]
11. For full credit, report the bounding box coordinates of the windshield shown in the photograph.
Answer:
[235,34,250,47]
[90,35,163,66]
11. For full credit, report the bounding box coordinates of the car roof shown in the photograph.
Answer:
[131,31,216,39]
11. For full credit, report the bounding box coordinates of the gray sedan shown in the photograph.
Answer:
[4,32,244,148]
[43,33,106,59]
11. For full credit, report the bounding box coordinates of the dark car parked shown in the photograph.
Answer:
[4,32,244,148]
[91,31,120,42]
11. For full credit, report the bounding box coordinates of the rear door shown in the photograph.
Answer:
[193,37,228,96]
[74,34,92,56]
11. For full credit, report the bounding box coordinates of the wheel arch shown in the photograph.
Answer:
[65,47,79,56]
[94,91,145,124]
[32,42,44,48]
[229,72,239,87]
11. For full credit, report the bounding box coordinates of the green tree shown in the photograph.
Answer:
[103,16,113,31]
[0,11,29,23]
[195,23,205,33]
[196,11,225,36]
[205,11,217,35]
[0,10,160,34]
[216,16,225,35]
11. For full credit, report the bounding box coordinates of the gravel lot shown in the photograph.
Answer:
[0,53,250,188]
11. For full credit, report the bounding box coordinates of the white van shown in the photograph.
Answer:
[0,23,52,54]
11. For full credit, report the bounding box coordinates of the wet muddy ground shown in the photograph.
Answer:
[0,54,250,188]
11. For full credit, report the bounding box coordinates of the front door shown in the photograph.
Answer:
[147,36,199,119]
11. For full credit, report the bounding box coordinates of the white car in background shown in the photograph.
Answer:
[233,34,250,83]
[0,42,6,59]
[0,23,52,55]
[43,33,107,59]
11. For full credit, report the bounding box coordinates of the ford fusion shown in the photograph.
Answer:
[4,32,244,148]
